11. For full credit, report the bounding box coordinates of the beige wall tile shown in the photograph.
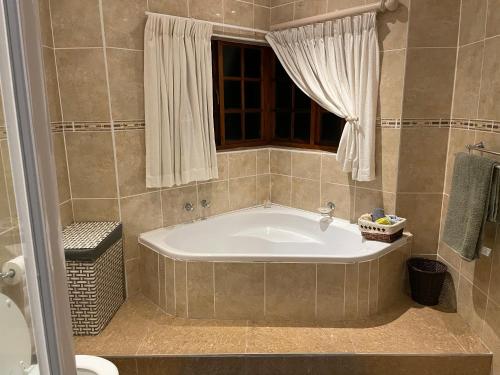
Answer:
[229,176,257,210]
[344,263,359,319]
[65,131,117,198]
[158,254,167,311]
[397,128,449,193]
[378,50,405,119]
[321,183,353,220]
[215,153,229,180]
[378,244,409,311]
[327,0,364,12]
[214,263,265,320]
[317,263,345,321]
[0,141,15,224]
[271,0,290,6]
[102,0,147,49]
[257,174,271,203]
[228,151,257,178]
[190,0,223,22]
[270,4,293,25]
[164,257,176,315]
[358,261,371,318]
[457,275,488,333]
[407,0,460,48]
[115,130,152,197]
[444,129,475,195]
[187,262,215,318]
[270,149,291,175]
[197,181,230,216]
[56,49,109,121]
[59,200,74,228]
[107,49,144,120]
[52,133,70,203]
[376,0,409,51]
[294,0,327,20]
[140,245,159,305]
[38,0,53,47]
[452,43,484,119]
[148,0,188,16]
[486,0,500,38]
[0,158,11,233]
[42,48,62,123]
[265,263,316,321]
[72,198,120,221]
[291,152,320,180]
[256,149,270,174]
[490,237,500,305]
[354,189,395,220]
[175,260,187,317]
[121,192,163,260]
[51,0,102,48]
[459,0,487,46]
[271,174,291,205]
[255,0,270,6]
[254,5,271,31]
[402,48,456,118]
[478,36,500,121]
[438,240,462,271]
[161,186,199,226]
[291,177,320,212]
[224,0,253,28]
[397,193,443,255]
[125,258,141,296]
[321,153,352,186]
[357,128,400,193]
[369,259,379,315]
[481,299,500,375]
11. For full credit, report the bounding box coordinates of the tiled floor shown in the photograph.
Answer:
[74,295,489,357]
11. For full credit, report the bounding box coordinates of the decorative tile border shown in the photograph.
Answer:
[50,120,145,133]
[450,119,500,133]
[0,124,6,140]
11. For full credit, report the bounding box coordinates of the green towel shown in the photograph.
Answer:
[488,166,500,222]
[443,153,498,260]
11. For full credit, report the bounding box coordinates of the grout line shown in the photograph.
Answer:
[98,0,122,221]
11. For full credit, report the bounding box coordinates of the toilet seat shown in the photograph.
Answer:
[76,355,118,375]
[0,293,118,375]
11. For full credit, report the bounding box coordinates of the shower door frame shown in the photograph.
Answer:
[0,0,76,374]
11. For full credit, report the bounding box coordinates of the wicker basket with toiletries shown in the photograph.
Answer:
[358,212,406,243]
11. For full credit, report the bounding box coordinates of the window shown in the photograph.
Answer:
[212,40,345,151]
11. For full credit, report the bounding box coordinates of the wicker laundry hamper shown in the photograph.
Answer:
[63,222,124,336]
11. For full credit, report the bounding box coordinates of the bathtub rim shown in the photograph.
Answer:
[138,205,409,264]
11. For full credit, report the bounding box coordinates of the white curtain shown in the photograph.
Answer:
[144,15,218,187]
[266,12,379,181]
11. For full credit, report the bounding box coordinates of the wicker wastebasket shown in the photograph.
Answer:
[63,222,125,336]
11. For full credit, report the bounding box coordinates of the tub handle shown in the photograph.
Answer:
[184,202,195,212]
[201,199,211,208]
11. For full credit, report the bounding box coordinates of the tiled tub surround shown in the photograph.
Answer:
[139,216,412,322]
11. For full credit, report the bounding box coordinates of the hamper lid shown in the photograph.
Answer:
[63,221,122,261]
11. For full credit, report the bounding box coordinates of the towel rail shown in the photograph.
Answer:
[466,141,500,157]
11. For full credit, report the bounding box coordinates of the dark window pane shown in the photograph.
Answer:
[214,111,221,145]
[224,81,241,109]
[293,113,311,141]
[244,49,261,78]
[295,88,311,110]
[275,60,289,82]
[223,45,241,77]
[245,81,261,109]
[245,113,261,139]
[225,113,242,141]
[320,112,344,145]
[275,83,292,110]
[274,112,291,139]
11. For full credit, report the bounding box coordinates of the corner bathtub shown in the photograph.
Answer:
[139,205,412,322]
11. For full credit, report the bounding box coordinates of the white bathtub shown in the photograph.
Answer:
[139,205,407,263]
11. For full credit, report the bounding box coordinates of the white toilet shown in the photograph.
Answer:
[0,292,118,375]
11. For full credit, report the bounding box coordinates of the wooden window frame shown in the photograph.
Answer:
[212,40,344,152]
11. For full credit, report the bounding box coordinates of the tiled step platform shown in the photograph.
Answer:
[75,296,492,375]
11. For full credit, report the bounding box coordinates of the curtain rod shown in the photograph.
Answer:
[145,11,269,35]
[270,0,399,31]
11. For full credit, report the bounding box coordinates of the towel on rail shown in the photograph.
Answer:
[443,153,498,261]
